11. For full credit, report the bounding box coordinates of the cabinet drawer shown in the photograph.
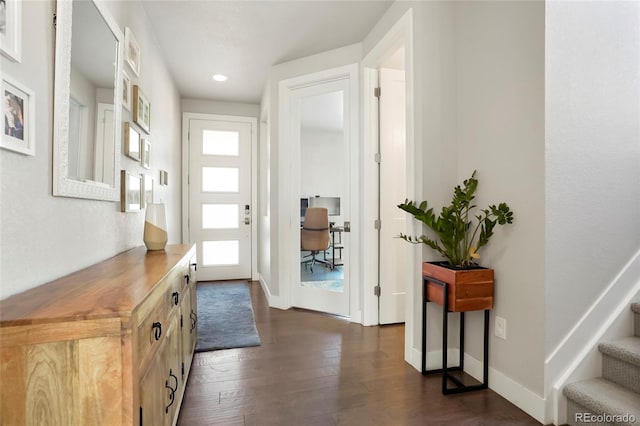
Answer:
[135,260,189,369]
[136,289,169,370]
[167,262,190,313]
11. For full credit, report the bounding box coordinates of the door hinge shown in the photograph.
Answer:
[374,219,381,230]
[180,314,183,328]
[374,152,381,164]
[53,13,57,29]
[374,87,381,98]
[181,362,185,379]
[374,286,381,296]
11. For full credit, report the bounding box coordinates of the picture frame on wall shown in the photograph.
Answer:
[1,74,35,156]
[124,27,140,77]
[124,122,141,161]
[0,0,22,62]
[159,170,168,186]
[120,170,142,212]
[141,138,151,169]
[122,71,132,111]
[142,174,153,208]
[132,85,150,134]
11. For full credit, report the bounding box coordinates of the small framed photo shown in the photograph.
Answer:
[142,174,153,208]
[0,0,22,62]
[2,75,35,156]
[141,138,151,169]
[124,122,140,161]
[124,27,140,77]
[132,85,150,134]
[120,170,142,212]
[159,170,168,186]
[122,71,132,111]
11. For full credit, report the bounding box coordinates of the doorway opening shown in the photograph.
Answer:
[377,48,408,325]
[361,8,417,368]
[278,64,360,320]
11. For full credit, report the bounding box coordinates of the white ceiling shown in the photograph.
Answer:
[142,0,393,104]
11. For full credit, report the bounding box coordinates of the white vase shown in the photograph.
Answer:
[144,203,168,250]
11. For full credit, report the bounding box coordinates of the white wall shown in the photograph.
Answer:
[0,0,182,299]
[455,0,546,397]
[545,4,640,421]
[181,99,259,118]
[363,0,545,414]
[545,0,640,354]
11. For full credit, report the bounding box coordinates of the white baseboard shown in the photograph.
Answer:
[463,353,547,424]
[257,273,290,310]
[408,348,546,424]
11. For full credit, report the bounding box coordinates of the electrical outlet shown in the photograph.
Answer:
[495,316,507,340]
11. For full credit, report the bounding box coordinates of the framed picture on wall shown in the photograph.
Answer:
[122,71,132,111]
[124,122,140,161]
[159,170,168,186]
[142,174,153,208]
[124,27,140,77]
[141,138,150,169]
[132,85,150,134]
[1,74,35,156]
[120,170,142,212]
[0,0,22,62]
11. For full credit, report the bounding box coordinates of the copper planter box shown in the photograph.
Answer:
[422,262,494,312]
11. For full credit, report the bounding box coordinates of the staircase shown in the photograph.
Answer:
[563,303,640,426]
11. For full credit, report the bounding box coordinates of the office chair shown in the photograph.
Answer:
[301,207,332,272]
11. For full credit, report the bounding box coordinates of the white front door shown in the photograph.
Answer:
[379,67,407,324]
[188,118,252,281]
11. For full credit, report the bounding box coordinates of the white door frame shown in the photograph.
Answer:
[278,63,361,322]
[182,112,258,281]
[362,9,420,368]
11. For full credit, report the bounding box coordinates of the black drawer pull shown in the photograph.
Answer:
[172,291,179,306]
[190,310,198,333]
[184,274,190,284]
[152,322,162,341]
[164,369,177,413]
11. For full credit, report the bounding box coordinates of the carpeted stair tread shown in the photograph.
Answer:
[599,336,640,367]
[563,378,640,422]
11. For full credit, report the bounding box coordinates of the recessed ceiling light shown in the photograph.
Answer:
[212,74,228,82]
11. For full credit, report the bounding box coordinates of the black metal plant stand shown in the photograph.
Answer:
[421,275,490,394]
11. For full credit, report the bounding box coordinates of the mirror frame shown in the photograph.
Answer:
[53,0,124,201]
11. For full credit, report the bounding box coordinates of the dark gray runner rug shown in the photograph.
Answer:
[195,282,261,352]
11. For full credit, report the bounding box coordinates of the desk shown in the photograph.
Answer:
[422,274,490,394]
[325,225,344,269]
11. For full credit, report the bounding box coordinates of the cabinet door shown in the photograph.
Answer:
[165,316,182,425]
[181,283,197,381]
[140,319,178,426]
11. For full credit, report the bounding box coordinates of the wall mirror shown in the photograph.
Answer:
[53,0,123,201]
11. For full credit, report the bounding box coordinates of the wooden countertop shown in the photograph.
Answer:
[0,244,195,327]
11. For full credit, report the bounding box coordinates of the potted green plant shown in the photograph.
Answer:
[397,171,514,312]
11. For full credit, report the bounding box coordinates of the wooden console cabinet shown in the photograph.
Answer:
[0,244,197,426]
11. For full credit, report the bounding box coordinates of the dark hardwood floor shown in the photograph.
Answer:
[177,281,541,426]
